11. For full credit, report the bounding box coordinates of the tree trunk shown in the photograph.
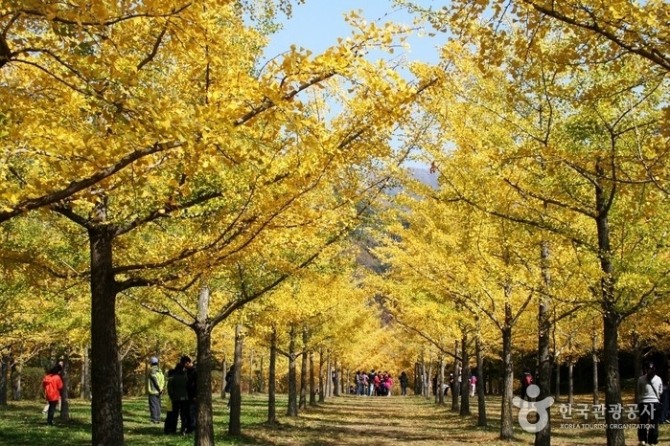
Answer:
[535,240,552,446]
[190,286,214,446]
[299,329,308,409]
[592,334,599,406]
[0,354,8,405]
[594,160,625,446]
[118,354,124,396]
[194,324,215,446]
[418,351,425,396]
[287,327,298,417]
[451,340,459,411]
[333,359,339,397]
[326,356,332,398]
[89,227,123,446]
[259,357,264,393]
[11,353,22,401]
[438,356,444,405]
[60,352,70,421]
[81,343,91,400]
[221,358,227,400]
[423,360,429,398]
[632,332,641,402]
[309,351,316,406]
[500,323,514,440]
[476,334,487,427]
[318,348,324,403]
[414,361,421,396]
[555,357,561,401]
[568,360,574,407]
[268,328,277,424]
[248,349,254,395]
[460,333,470,416]
[228,324,244,435]
[427,360,434,402]
[603,310,624,446]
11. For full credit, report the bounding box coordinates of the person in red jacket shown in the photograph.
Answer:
[42,364,63,426]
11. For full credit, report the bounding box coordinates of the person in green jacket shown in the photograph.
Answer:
[147,357,165,424]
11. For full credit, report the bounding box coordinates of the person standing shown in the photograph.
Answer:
[224,365,235,408]
[399,371,409,396]
[469,374,477,397]
[167,362,191,434]
[147,356,165,424]
[638,362,663,446]
[42,364,63,426]
[368,370,376,396]
[521,370,533,399]
[181,356,197,433]
[42,360,63,416]
[384,373,393,397]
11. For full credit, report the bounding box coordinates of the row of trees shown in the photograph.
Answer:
[372,2,670,446]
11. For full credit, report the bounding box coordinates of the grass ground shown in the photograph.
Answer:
[0,392,665,445]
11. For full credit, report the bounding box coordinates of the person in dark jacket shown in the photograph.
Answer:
[167,363,191,434]
[181,355,196,433]
[224,365,235,407]
[399,371,409,396]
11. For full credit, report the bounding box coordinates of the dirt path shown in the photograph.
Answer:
[242,393,668,446]
[245,395,485,446]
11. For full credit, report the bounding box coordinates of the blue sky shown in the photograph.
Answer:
[263,0,443,65]
[261,1,442,171]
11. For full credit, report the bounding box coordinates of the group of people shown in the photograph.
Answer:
[38,351,668,446]
[353,370,407,396]
[146,355,197,435]
[432,372,477,397]
[433,373,462,396]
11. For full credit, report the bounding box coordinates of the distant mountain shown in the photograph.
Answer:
[407,166,439,189]
[354,165,438,271]
[384,166,438,197]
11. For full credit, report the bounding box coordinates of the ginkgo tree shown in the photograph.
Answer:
[0,0,303,222]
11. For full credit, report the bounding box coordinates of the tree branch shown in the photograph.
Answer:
[0,141,184,223]
[16,4,193,28]
[136,23,169,71]
[526,1,670,71]
[114,190,223,237]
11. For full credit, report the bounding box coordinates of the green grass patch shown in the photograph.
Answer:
[1,392,668,445]
[0,395,274,446]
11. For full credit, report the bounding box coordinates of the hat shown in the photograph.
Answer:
[150,356,159,365]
